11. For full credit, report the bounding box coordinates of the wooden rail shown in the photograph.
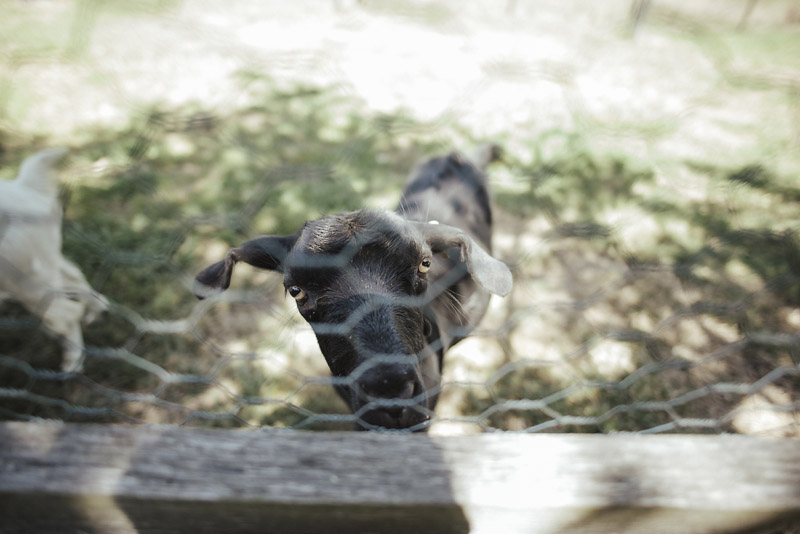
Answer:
[1,422,799,533]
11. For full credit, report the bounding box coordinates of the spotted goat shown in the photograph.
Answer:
[194,147,511,430]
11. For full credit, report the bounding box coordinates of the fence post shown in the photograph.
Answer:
[1,422,799,534]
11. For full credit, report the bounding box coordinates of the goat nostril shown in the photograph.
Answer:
[400,380,415,400]
[357,364,417,400]
[360,380,415,402]
[383,406,406,420]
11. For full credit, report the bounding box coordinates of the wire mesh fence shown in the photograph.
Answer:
[0,0,798,436]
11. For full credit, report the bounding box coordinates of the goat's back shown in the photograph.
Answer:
[396,151,498,353]
[13,147,68,197]
[397,152,493,250]
[0,181,59,219]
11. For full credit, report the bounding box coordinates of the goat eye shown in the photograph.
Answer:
[418,257,432,274]
[288,286,306,301]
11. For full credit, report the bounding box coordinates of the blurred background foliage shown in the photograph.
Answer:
[0,0,798,434]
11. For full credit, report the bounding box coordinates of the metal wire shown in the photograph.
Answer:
[0,0,798,436]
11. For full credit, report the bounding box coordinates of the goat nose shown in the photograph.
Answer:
[357,365,416,400]
[382,406,409,421]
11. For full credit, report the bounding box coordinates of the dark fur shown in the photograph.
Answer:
[195,151,511,431]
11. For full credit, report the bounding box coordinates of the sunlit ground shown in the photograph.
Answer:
[1,0,799,436]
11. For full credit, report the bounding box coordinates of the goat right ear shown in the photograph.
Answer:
[412,221,512,297]
[193,234,297,299]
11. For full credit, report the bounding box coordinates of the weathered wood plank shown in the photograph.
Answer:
[0,422,799,533]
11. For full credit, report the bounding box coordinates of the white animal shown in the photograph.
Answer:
[0,148,108,372]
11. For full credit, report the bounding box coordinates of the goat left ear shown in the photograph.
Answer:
[193,234,297,299]
[413,222,512,296]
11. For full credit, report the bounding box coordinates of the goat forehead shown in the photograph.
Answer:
[285,213,430,295]
[286,245,421,292]
[291,210,426,266]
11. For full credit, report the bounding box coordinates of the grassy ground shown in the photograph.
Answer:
[0,0,798,434]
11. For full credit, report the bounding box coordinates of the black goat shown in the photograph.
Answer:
[194,149,511,430]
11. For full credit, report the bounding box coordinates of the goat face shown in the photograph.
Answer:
[285,211,437,430]
[194,209,511,431]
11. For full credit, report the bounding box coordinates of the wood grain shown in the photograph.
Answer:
[1,422,799,533]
